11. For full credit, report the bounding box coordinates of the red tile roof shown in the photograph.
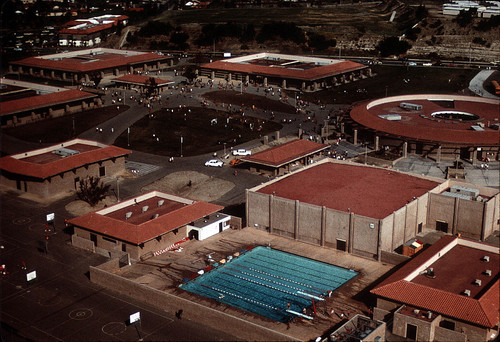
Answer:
[371,236,500,328]
[201,59,366,81]
[256,161,440,219]
[1,89,97,116]
[112,74,174,86]
[0,140,130,179]
[12,51,172,73]
[242,139,329,167]
[69,195,223,244]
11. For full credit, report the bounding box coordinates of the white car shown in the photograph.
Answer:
[205,159,223,167]
[232,149,251,156]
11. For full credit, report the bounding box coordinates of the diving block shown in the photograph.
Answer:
[286,309,313,320]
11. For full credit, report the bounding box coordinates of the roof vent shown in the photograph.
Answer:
[482,255,490,262]
[427,311,432,319]
[413,309,420,314]
[474,279,482,286]
[425,268,435,278]
[125,212,132,219]
[485,269,492,276]
[142,206,149,213]
[158,200,164,207]
[463,289,471,297]
[152,214,159,219]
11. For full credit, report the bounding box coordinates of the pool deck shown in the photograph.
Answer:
[113,227,393,341]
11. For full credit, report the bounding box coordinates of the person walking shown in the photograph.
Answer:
[44,235,49,254]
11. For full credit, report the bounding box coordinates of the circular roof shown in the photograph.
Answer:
[350,94,500,145]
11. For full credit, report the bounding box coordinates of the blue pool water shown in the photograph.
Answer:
[180,246,358,322]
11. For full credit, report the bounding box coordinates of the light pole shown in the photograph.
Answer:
[116,177,120,202]
[180,135,183,157]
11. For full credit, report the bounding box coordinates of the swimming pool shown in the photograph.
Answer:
[180,246,358,322]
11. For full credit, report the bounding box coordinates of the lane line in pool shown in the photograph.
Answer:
[193,280,283,312]
[219,270,315,302]
[230,262,329,293]
[225,265,324,297]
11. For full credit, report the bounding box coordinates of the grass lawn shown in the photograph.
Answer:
[114,106,282,157]
[2,105,128,144]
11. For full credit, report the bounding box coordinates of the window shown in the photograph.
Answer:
[440,320,455,331]
[122,244,127,252]
[436,220,448,232]
[418,222,423,233]
[99,166,105,177]
[336,239,347,251]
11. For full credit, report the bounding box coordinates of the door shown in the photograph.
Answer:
[336,239,347,251]
[436,220,448,233]
[90,233,97,246]
[99,166,105,177]
[219,222,223,233]
[418,222,423,234]
[406,323,417,340]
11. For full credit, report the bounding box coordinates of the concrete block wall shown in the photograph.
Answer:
[89,263,296,341]
[297,202,322,245]
[433,326,467,342]
[483,194,499,239]
[271,197,295,237]
[351,215,379,258]
[247,192,270,230]
[324,209,349,249]
[392,311,437,341]
[455,200,484,239]
[427,193,455,232]
[391,207,407,251]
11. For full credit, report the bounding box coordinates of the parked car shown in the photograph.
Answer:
[205,159,223,167]
[232,149,251,156]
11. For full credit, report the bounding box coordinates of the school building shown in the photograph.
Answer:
[69,191,228,260]
[8,48,174,86]
[371,235,499,341]
[0,78,100,127]
[199,53,370,92]
[0,139,130,199]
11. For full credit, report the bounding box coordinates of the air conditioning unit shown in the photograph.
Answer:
[485,269,492,276]
[463,289,471,297]
[482,255,490,262]
[158,200,164,207]
[125,212,132,219]
[474,279,482,286]
[142,206,149,213]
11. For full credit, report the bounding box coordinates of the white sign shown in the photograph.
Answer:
[129,312,140,324]
[46,213,55,222]
[26,270,37,282]
[223,52,231,58]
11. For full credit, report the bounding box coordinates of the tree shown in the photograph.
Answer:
[376,36,412,57]
[77,176,110,206]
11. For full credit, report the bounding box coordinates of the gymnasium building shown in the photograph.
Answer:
[246,159,499,261]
